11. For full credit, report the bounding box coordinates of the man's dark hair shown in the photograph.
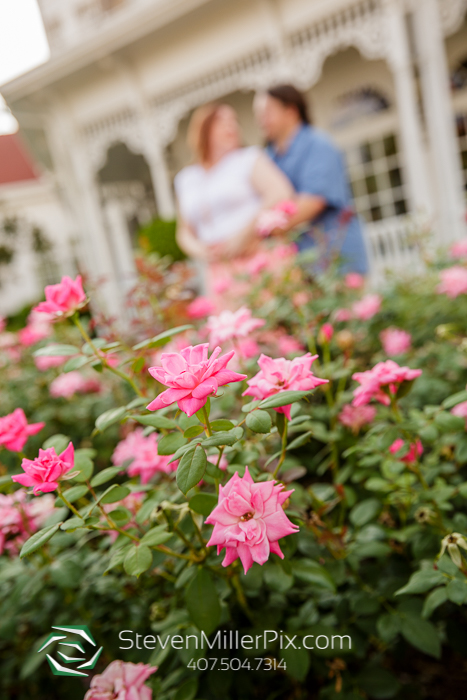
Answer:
[266,84,311,125]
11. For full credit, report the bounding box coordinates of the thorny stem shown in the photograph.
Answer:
[73,315,145,398]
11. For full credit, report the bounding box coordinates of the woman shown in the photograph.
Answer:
[175,102,294,296]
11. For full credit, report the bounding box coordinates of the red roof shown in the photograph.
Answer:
[0,133,38,185]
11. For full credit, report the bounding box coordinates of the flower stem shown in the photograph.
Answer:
[57,484,84,519]
[272,417,288,479]
[231,573,253,621]
[202,405,212,437]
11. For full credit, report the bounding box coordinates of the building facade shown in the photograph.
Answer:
[1,0,467,314]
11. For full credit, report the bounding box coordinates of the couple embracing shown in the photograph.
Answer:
[175,84,368,296]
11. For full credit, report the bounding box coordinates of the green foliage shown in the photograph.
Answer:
[138,218,185,262]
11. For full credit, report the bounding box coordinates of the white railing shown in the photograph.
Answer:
[364,215,426,287]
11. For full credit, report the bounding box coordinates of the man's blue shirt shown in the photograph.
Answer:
[266,124,369,274]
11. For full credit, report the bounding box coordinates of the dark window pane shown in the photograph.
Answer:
[457,116,466,138]
[395,200,407,216]
[462,151,467,170]
[370,206,383,221]
[360,143,372,163]
[384,135,397,157]
[365,175,378,194]
[389,168,402,188]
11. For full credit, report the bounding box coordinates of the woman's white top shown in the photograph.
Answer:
[174,146,262,245]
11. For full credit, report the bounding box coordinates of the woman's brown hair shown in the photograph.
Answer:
[187,102,227,165]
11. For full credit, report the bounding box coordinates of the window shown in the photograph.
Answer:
[345,133,408,223]
[456,112,467,198]
[451,58,467,92]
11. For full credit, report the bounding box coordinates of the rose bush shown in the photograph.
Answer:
[1,242,467,699]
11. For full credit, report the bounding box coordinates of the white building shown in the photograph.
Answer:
[1,0,467,314]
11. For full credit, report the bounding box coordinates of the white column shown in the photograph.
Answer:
[412,0,466,242]
[102,199,138,295]
[383,0,432,216]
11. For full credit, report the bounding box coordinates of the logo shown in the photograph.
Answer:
[38,625,103,677]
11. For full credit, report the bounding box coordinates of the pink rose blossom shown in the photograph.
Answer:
[12,442,74,495]
[244,243,297,277]
[0,490,54,555]
[34,274,86,318]
[277,334,304,356]
[243,353,328,420]
[451,400,467,429]
[345,273,365,289]
[0,317,5,333]
[319,323,334,344]
[147,343,247,417]
[389,438,423,463]
[34,354,70,371]
[205,466,298,574]
[206,307,265,347]
[187,296,216,319]
[352,360,422,407]
[112,428,175,484]
[18,323,50,347]
[338,404,376,434]
[437,266,467,298]
[50,372,102,398]
[380,328,412,356]
[450,240,467,259]
[208,453,228,471]
[292,291,309,307]
[84,661,157,700]
[352,294,382,320]
[236,338,260,360]
[256,200,297,237]
[0,408,45,452]
[334,308,353,323]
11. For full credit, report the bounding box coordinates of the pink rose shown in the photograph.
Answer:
[84,660,157,700]
[236,338,260,360]
[277,334,305,356]
[187,296,216,319]
[352,360,422,407]
[338,404,376,434]
[345,273,365,289]
[437,266,467,298]
[389,438,423,463]
[18,323,50,347]
[34,274,86,318]
[243,353,328,420]
[34,354,70,371]
[318,323,334,344]
[206,307,265,347]
[208,453,228,471]
[352,294,382,320]
[334,308,353,323]
[380,328,412,356]
[205,466,298,574]
[0,317,5,333]
[147,343,247,417]
[12,442,74,495]
[450,240,467,259]
[256,200,297,237]
[451,400,467,429]
[112,428,176,484]
[50,372,102,398]
[0,408,45,452]
[0,491,54,555]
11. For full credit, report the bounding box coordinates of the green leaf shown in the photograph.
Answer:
[395,569,447,595]
[185,567,220,634]
[184,425,205,439]
[132,325,194,350]
[100,485,131,504]
[357,665,400,699]
[42,434,70,454]
[157,433,187,456]
[20,523,62,558]
[95,407,127,432]
[130,414,178,430]
[422,587,448,618]
[90,466,123,487]
[58,484,88,504]
[349,498,381,527]
[259,390,314,410]
[132,356,145,373]
[60,517,86,531]
[211,419,235,431]
[201,427,243,447]
[176,445,207,494]
[400,614,441,658]
[446,578,467,604]
[72,452,94,482]
[63,355,90,372]
[287,431,313,450]
[174,677,198,700]
[434,411,465,432]
[281,646,310,682]
[442,390,467,409]
[169,440,200,464]
[189,493,218,516]
[377,613,401,642]
[140,526,172,547]
[242,400,261,413]
[124,544,153,577]
[291,560,336,591]
[246,410,272,433]
[33,344,79,357]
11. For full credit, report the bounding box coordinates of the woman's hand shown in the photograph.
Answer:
[208,227,259,261]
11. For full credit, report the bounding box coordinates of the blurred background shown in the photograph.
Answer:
[0,0,466,318]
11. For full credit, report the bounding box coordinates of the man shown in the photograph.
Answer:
[255,84,369,275]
